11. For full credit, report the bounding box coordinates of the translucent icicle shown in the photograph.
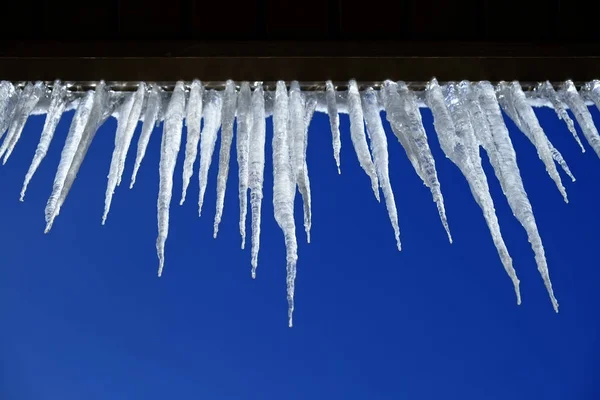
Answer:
[0,81,17,140]
[497,81,568,202]
[382,80,452,242]
[559,80,600,158]
[584,79,600,113]
[347,80,380,201]
[236,82,252,248]
[180,80,203,204]
[116,83,145,187]
[157,82,186,277]
[249,84,266,278]
[301,94,316,243]
[21,80,68,201]
[361,88,401,250]
[1,81,45,163]
[426,80,520,304]
[537,81,585,153]
[198,90,223,216]
[273,81,298,327]
[326,80,341,173]
[476,81,559,312]
[213,80,237,238]
[130,84,162,188]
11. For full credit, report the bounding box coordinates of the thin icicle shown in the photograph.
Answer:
[426,80,520,304]
[236,82,252,249]
[116,83,145,187]
[547,141,576,182]
[180,80,203,205]
[497,82,568,203]
[559,80,600,158]
[130,84,162,188]
[249,84,266,278]
[537,81,585,153]
[347,80,380,201]
[301,94,316,243]
[273,81,298,327]
[382,80,452,242]
[157,81,186,277]
[361,88,401,250]
[326,80,341,173]
[44,91,95,232]
[21,80,68,201]
[477,81,559,312]
[198,90,223,216]
[213,80,237,238]
[1,82,45,163]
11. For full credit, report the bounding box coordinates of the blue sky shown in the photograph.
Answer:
[0,101,598,399]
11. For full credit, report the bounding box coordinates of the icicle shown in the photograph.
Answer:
[301,94,316,243]
[583,80,600,113]
[213,80,237,238]
[130,84,162,188]
[21,80,68,201]
[382,80,452,242]
[537,81,585,153]
[235,82,252,249]
[157,81,186,277]
[273,81,298,327]
[559,80,600,158]
[476,81,559,312]
[426,80,520,304]
[249,84,266,278]
[497,82,568,203]
[326,80,341,173]
[361,88,401,250]
[0,82,45,163]
[0,82,17,140]
[198,90,223,216]
[116,83,145,187]
[347,80,380,201]
[180,80,203,205]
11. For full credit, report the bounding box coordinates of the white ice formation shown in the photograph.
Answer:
[2,78,599,325]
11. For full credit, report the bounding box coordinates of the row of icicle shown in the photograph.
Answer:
[2,78,600,326]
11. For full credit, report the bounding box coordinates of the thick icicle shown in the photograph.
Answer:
[476,81,559,312]
[1,82,45,163]
[497,82,568,202]
[301,94,316,243]
[382,80,452,242]
[198,90,223,216]
[180,80,203,205]
[347,80,380,201]
[21,80,68,201]
[44,91,95,232]
[583,80,600,114]
[213,80,237,238]
[249,84,266,278]
[273,81,298,327]
[537,81,585,153]
[0,82,17,140]
[559,80,600,158]
[361,88,401,250]
[426,80,520,304]
[236,82,252,248]
[130,84,162,188]
[157,82,186,277]
[326,80,341,173]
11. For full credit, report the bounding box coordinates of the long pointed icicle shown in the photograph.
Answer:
[382,80,452,242]
[130,84,162,188]
[198,90,223,216]
[273,81,298,327]
[427,80,520,304]
[116,83,145,187]
[301,94,317,243]
[249,84,266,278]
[325,80,341,173]
[537,81,585,153]
[476,81,559,312]
[157,81,186,277]
[181,80,203,204]
[347,80,380,201]
[559,80,600,158]
[0,82,17,140]
[1,82,45,163]
[236,82,252,249]
[21,80,68,201]
[213,80,237,238]
[497,82,569,202]
[361,88,401,250]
